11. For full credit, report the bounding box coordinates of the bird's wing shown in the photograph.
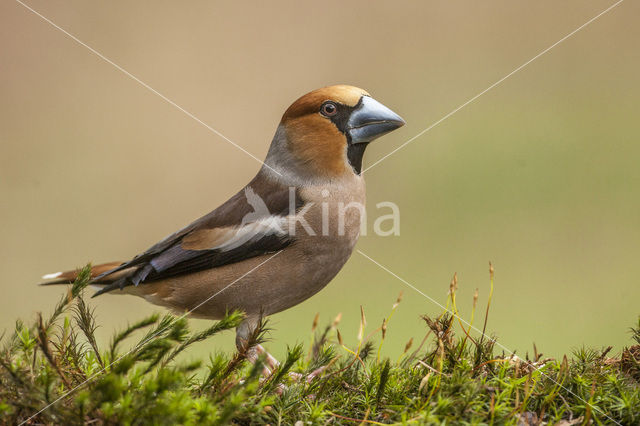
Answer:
[93,175,302,296]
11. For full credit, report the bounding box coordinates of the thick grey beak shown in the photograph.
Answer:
[347,96,405,144]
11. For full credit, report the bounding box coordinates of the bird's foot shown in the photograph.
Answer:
[254,345,327,383]
[249,345,327,395]
[254,344,280,372]
[288,365,327,384]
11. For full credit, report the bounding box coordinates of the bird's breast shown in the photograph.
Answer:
[295,175,366,244]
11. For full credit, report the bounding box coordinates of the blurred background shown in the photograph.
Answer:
[1,0,639,360]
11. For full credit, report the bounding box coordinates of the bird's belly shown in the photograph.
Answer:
[254,236,355,315]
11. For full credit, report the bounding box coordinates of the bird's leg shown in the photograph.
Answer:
[235,316,326,385]
[236,316,277,376]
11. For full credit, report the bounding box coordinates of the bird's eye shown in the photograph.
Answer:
[321,102,338,117]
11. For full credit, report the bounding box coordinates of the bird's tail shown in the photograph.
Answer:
[40,262,124,285]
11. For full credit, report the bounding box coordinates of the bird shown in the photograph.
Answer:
[41,85,405,372]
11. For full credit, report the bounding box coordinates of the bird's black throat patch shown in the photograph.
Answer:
[346,142,368,174]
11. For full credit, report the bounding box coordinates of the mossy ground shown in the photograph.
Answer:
[1,266,639,425]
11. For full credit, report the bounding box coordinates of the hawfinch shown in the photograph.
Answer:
[42,85,405,363]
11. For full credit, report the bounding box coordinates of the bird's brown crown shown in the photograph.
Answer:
[282,85,369,121]
[280,85,369,178]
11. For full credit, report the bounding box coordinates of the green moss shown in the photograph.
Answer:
[1,268,638,425]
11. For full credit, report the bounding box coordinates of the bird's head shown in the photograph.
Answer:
[264,85,405,182]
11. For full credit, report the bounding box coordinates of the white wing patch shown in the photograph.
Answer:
[214,215,288,251]
[181,215,289,252]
